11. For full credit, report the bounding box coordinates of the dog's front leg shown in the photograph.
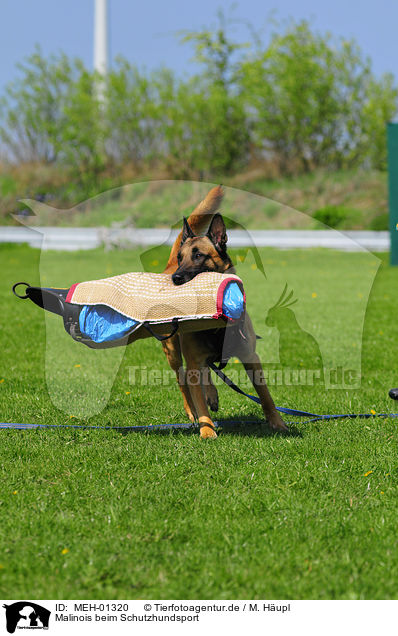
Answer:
[161,336,197,422]
[188,366,218,439]
[181,338,217,439]
[242,352,288,432]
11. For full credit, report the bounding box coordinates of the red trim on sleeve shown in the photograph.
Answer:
[66,283,79,303]
[212,277,245,321]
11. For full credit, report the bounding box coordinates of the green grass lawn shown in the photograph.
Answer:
[1,244,398,600]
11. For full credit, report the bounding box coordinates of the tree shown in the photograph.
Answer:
[0,18,396,188]
[180,9,248,89]
[0,47,74,163]
[239,21,343,172]
[59,63,106,192]
[361,73,398,170]
[178,10,250,176]
[0,49,107,193]
[239,20,398,173]
[106,59,163,166]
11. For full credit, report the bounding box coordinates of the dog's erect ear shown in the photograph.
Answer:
[181,217,195,243]
[207,214,227,252]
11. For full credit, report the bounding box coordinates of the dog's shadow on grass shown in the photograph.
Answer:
[121,414,302,438]
[215,415,302,438]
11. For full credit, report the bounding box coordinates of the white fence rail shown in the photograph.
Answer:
[0,226,390,252]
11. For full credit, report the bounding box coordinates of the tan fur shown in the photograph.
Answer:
[162,187,288,439]
[164,185,224,274]
[177,237,230,274]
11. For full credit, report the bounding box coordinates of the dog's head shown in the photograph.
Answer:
[172,214,233,285]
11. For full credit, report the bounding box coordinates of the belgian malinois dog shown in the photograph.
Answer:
[162,185,288,439]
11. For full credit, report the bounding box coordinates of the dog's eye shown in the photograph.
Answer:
[195,252,203,260]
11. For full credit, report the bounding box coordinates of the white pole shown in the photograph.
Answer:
[94,0,108,76]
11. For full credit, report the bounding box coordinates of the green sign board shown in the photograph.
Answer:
[388,122,398,265]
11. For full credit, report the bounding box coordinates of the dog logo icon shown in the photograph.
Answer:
[3,602,51,633]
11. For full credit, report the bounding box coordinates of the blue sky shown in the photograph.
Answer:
[1,0,397,93]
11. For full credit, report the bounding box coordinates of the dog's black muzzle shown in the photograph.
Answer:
[172,269,198,285]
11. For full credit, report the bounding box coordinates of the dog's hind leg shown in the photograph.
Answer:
[241,352,288,432]
[233,313,288,432]
[162,335,197,422]
[202,366,219,412]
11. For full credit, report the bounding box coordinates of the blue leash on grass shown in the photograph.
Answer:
[207,362,398,425]
[2,368,398,432]
[0,422,197,431]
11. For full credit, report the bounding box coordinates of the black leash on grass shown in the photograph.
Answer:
[2,370,398,432]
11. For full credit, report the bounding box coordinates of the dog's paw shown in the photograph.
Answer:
[182,397,197,423]
[206,387,219,412]
[268,415,289,432]
[184,402,197,424]
[207,398,219,412]
[186,409,196,423]
[200,425,218,440]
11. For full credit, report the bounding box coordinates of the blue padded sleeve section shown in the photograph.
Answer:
[222,282,244,319]
[79,305,138,343]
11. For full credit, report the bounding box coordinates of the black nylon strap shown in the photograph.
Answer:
[142,318,179,341]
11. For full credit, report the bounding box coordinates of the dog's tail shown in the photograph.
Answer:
[164,185,224,273]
